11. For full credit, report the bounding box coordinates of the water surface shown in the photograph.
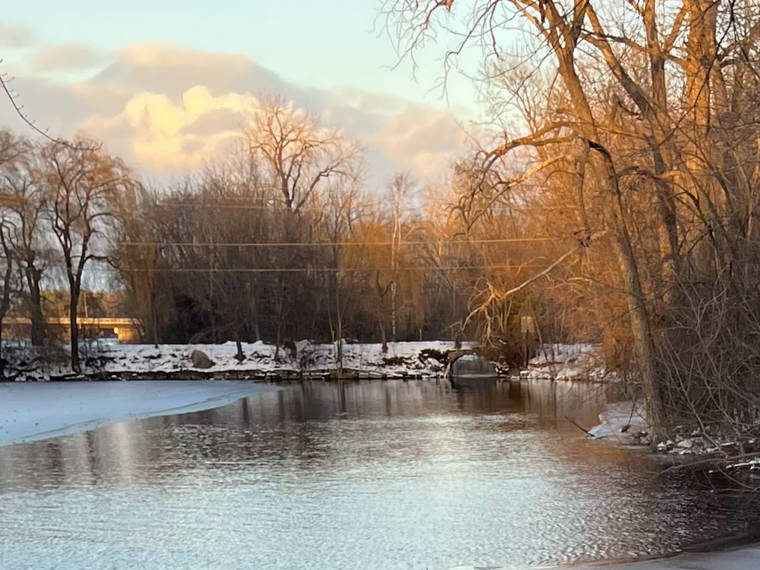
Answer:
[0,380,754,569]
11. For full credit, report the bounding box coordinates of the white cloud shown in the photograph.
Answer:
[372,107,467,181]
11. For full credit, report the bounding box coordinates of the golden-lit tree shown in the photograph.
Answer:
[385,0,760,440]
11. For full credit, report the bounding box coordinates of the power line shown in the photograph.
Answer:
[0,63,95,151]
[117,264,551,273]
[118,237,557,248]
[152,202,271,210]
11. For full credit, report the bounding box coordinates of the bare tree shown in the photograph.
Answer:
[43,142,134,373]
[246,97,360,214]
[0,141,51,346]
[247,99,361,355]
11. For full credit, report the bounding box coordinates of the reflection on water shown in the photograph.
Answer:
[0,380,755,570]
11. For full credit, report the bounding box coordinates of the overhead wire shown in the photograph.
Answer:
[114,263,554,274]
[117,237,558,248]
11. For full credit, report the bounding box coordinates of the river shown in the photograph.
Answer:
[0,379,756,569]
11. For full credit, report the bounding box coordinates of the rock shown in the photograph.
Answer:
[657,440,673,452]
[191,350,215,369]
[677,438,694,449]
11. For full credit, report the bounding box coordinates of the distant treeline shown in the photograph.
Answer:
[0,100,557,369]
[114,100,550,355]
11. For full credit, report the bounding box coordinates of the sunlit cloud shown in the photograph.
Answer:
[83,86,256,170]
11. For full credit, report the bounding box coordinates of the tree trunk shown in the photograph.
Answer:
[248,280,261,341]
[0,247,13,378]
[69,290,81,374]
[274,277,285,361]
[550,29,666,442]
[0,317,5,379]
[335,273,343,374]
[683,0,722,271]
[26,267,45,346]
[379,321,388,353]
[599,153,666,443]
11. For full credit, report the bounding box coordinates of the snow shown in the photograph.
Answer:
[14,340,475,381]
[725,458,760,470]
[9,341,627,382]
[587,401,648,442]
[520,343,614,381]
[0,380,278,447]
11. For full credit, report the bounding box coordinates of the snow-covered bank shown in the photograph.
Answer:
[520,343,615,381]
[7,340,626,383]
[0,381,278,446]
[13,340,475,381]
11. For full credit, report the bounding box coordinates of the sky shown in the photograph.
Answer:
[0,1,484,189]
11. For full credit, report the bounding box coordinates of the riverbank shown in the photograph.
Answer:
[589,399,760,467]
[6,340,477,382]
[5,340,621,383]
[0,380,279,446]
[582,404,760,569]
[520,343,617,382]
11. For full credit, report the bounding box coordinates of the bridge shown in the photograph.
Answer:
[4,317,141,342]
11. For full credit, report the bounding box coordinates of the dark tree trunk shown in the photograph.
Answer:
[247,280,261,341]
[380,321,387,353]
[69,289,81,374]
[26,267,45,346]
[0,320,5,379]
[274,277,286,361]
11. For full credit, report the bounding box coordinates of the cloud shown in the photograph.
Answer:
[373,107,467,181]
[0,23,33,48]
[0,42,471,184]
[28,44,108,72]
[83,85,256,170]
[95,43,297,102]
[181,108,246,136]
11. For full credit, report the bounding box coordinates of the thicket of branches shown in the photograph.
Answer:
[115,101,479,355]
[383,0,760,441]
